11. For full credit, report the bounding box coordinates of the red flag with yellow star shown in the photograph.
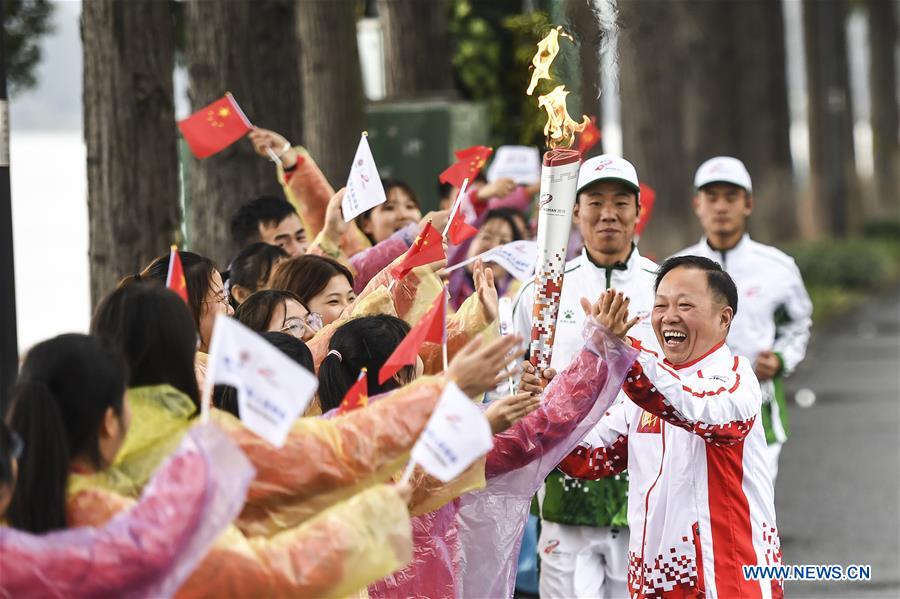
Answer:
[636,183,656,237]
[390,222,446,280]
[165,245,189,304]
[337,368,369,415]
[439,145,493,189]
[575,116,602,154]
[379,290,446,384]
[178,93,252,159]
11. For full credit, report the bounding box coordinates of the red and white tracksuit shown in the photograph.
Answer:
[560,338,784,598]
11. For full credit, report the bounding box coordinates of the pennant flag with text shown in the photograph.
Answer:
[342,134,387,222]
[204,315,317,447]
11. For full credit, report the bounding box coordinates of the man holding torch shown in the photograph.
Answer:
[512,155,662,598]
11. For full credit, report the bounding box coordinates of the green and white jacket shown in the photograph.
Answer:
[512,245,660,527]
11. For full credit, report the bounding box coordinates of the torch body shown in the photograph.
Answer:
[529,149,582,373]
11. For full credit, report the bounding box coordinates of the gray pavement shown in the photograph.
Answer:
[778,285,900,597]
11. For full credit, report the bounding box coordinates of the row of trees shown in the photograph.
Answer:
[81,0,898,304]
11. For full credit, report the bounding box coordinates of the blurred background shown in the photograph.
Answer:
[6,0,898,351]
[4,1,899,595]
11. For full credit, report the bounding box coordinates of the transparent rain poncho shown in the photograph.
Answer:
[369,320,638,598]
[0,423,253,599]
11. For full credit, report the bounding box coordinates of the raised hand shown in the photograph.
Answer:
[447,334,525,398]
[321,188,349,243]
[248,127,298,168]
[472,259,499,323]
[580,289,640,340]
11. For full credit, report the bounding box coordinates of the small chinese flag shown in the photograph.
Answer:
[439,145,493,189]
[337,368,369,415]
[166,245,189,304]
[379,290,446,384]
[178,93,252,159]
[445,180,478,245]
[575,117,602,154]
[636,183,656,236]
[390,222,446,280]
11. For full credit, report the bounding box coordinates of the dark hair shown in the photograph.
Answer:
[655,255,738,316]
[6,334,127,533]
[355,178,420,244]
[120,250,218,334]
[318,315,412,413]
[228,242,289,306]
[230,195,298,248]
[91,283,201,409]
[0,420,19,494]
[216,332,314,417]
[481,208,524,242]
[235,289,305,333]
[268,255,354,307]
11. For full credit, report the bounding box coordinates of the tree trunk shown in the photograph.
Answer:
[184,0,303,266]
[566,0,603,157]
[619,0,796,258]
[378,0,455,98]
[619,0,698,258]
[82,0,179,306]
[804,0,857,236]
[868,0,899,218]
[296,0,365,188]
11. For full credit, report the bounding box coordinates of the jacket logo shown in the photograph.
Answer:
[543,539,561,554]
[637,410,661,434]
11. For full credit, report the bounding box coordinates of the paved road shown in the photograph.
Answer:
[778,285,900,597]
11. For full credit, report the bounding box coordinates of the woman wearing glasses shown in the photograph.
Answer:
[234,289,322,342]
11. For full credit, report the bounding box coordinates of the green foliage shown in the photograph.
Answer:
[450,0,554,147]
[783,235,900,323]
[3,0,54,94]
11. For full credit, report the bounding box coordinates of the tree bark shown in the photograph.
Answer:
[867,0,899,218]
[378,0,455,98]
[184,0,303,266]
[804,0,857,236]
[82,0,179,306]
[619,0,796,257]
[296,0,365,188]
[566,0,603,157]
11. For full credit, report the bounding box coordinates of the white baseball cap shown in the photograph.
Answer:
[577,154,640,196]
[694,156,752,192]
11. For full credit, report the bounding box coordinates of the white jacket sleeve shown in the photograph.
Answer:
[773,262,813,376]
[623,340,761,446]
[558,399,630,479]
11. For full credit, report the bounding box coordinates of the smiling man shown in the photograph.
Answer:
[674,157,812,483]
[512,154,661,599]
[559,256,783,599]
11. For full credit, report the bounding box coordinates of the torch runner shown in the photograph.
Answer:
[525,26,590,376]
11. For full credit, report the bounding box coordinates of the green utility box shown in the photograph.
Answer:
[365,99,490,212]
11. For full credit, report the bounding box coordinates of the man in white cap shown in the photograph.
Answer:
[512,154,662,598]
[673,156,813,483]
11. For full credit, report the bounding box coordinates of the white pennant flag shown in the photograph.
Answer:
[410,382,493,482]
[204,315,317,447]
[486,145,541,185]
[485,239,538,281]
[342,133,386,222]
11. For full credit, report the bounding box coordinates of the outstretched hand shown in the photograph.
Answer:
[484,392,542,434]
[447,334,525,398]
[581,289,640,340]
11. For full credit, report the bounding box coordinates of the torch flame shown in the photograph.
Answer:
[527,26,589,149]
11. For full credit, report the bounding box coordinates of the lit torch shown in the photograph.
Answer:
[527,27,590,376]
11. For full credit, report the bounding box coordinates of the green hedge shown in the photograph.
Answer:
[781,222,900,323]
